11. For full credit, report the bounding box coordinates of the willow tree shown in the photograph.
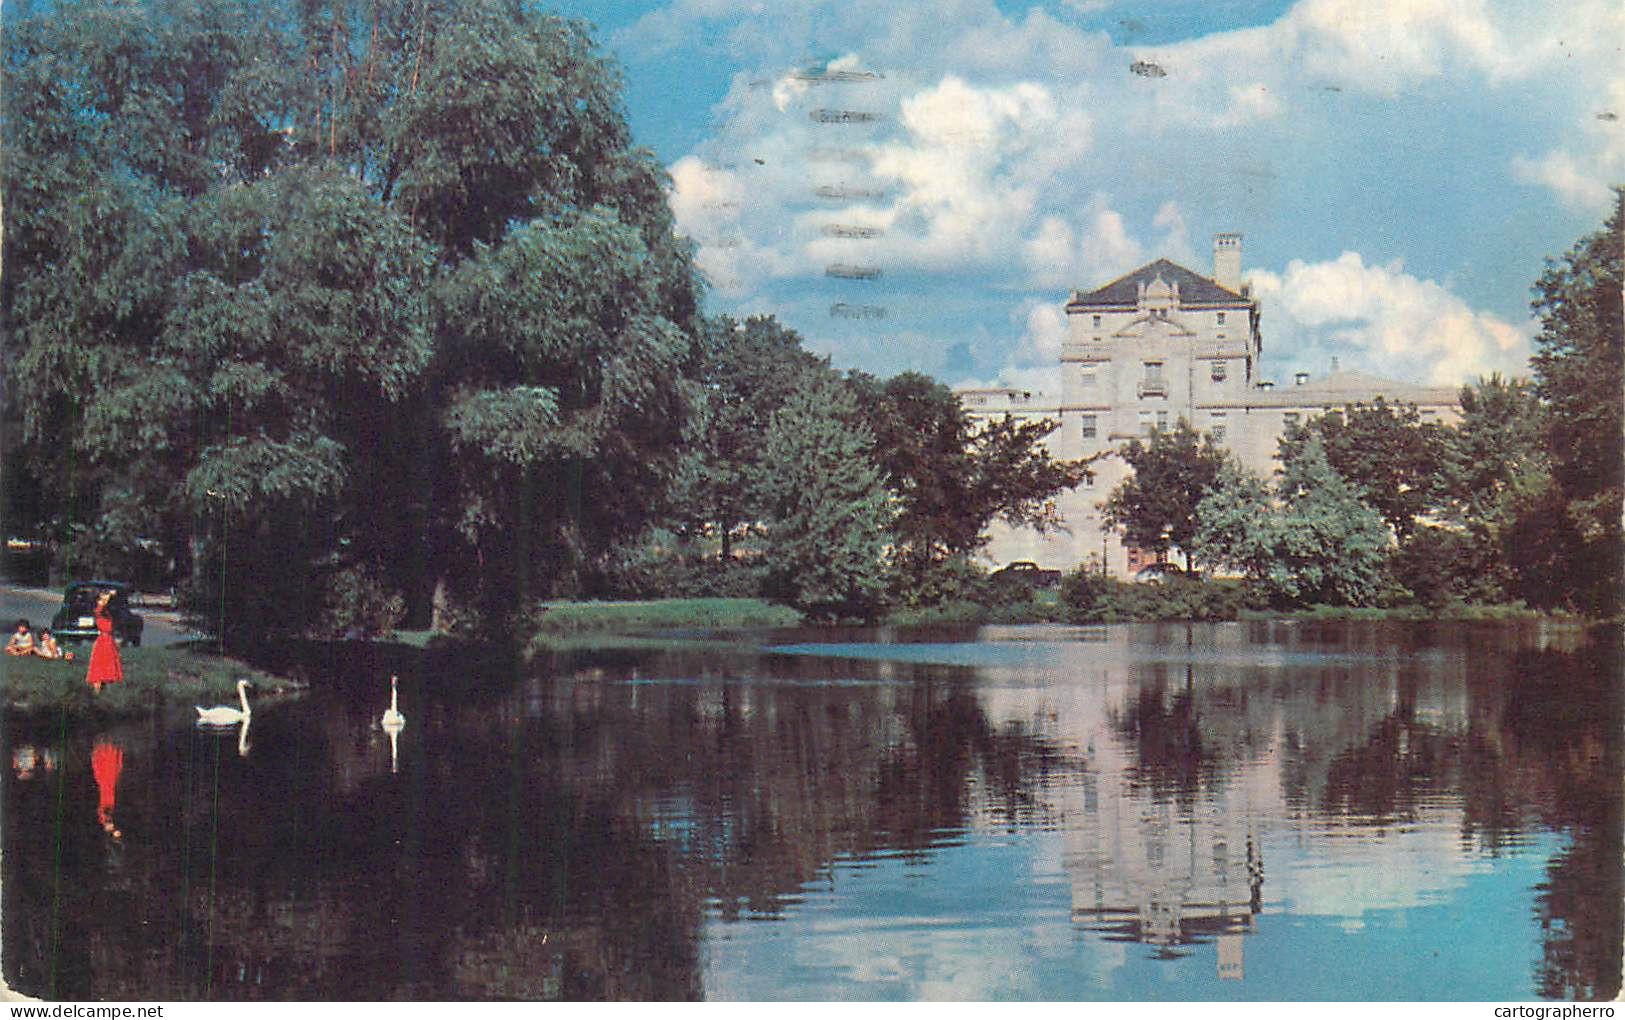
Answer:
[3,0,702,635]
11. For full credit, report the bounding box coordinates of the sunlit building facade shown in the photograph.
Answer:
[960,235,1461,577]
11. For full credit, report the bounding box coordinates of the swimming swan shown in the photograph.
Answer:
[197,679,251,725]
[381,675,405,729]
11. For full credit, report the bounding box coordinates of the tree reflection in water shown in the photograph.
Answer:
[1,622,1618,1000]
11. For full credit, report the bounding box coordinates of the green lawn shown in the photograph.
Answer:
[0,644,292,721]
[519,597,802,653]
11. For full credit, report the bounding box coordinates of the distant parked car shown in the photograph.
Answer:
[50,581,144,647]
[991,560,1063,588]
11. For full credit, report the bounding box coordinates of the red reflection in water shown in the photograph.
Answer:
[92,740,124,840]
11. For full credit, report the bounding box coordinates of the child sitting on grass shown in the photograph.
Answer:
[5,620,34,656]
[34,628,73,661]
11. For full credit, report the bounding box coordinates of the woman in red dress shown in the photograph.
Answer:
[85,589,124,692]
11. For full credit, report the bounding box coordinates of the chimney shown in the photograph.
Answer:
[1213,233,1242,292]
[1295,371,1309,386]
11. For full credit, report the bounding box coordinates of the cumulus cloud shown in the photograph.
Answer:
[1248,252,1533,385]
[1022,198,1145,290]
[649,0,1600,385]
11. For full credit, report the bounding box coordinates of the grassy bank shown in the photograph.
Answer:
[1,645,292,721]
[523,597,803,653]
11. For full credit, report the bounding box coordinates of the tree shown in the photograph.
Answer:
[1268,436,1393,605]
[1192,462,1275,582]
[1397,374,1549,606]
[1277,398,1446,539]
[846,372,1093,599]
[1102,420,1226,570]
[2,0,705,635]
[1526,188,1623,615]
[1194,439,1391,606]
[753,380,893,620]
[669,316,831,560]
[429,206,699,617]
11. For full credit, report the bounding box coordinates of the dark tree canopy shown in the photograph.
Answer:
[2,0,702,635]
[1523,188,1623,615]
[846,371,1093,596]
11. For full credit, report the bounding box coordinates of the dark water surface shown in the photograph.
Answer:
[4,620,1619,1001]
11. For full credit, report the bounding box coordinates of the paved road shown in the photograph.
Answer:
[1,585,201,648]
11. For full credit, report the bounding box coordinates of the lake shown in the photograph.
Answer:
[4,620,1619,1001]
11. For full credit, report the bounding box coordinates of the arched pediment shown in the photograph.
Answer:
[1113,313,1197,340]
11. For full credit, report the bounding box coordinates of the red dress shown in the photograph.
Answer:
[85,609,123,686]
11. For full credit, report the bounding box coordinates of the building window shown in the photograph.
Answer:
[1139,361,1167,398]
[1080,414,1097,439]
[1092,314,1102,328]
[1138,411,1154,435]
[1210,412,1226,444]
[1080,368,1097,389]
[1156,410,1168,431]
[1211,360,1228,382]
[1283,412,1300,428]
[1216,311,1226,325]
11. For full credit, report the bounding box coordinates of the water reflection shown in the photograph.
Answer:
[2,622,1618,1001]
[91,740,124,840]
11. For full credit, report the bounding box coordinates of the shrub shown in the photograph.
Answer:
[320,563,407,639]
[1061,568,1263,622]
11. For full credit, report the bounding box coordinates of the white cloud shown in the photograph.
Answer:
[1022,199,1145,290]
[1513,72,1625,214]
[1151,200,1192,264]
[1285,0,1527,89]
[647,0,1602,385]
[1248,252,1533,385]
[1512,150,1616,214]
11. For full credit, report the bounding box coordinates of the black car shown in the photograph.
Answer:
[990,560,1064,589]
[50,581,144,647]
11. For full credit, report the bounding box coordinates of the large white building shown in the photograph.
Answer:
[961,234,1460,577]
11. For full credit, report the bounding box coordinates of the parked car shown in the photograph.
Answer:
[991,560,1064,588]
[50,581,144,647]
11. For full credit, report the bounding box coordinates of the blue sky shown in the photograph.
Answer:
[551,0,1622,392]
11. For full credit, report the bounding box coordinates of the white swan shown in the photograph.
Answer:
[380,675,406,729]
[197,679,251,725]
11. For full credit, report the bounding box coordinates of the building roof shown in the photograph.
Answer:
[1068,258,1244,308]
[1223,369,1460,409]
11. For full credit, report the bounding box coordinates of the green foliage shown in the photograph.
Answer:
[1060,570,1262,622]
[523,598,801,653]
[1278,399,1447,538]
[1101,420,1226,569]
[1526,188,1623,615]
[320,563,407,639]
[842,371,1091,598]
[3,0,704,637]
[601,528,766,599]
[1191,462,1275,581]
[1267,436,1394,605]
[1387,524,1512,608]
[664,316,831,562]
[754,380,894,621]
[1195,439,1392,607]
[1444,375,1547,528]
